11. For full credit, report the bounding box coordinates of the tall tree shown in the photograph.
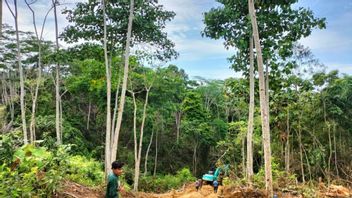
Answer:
[62,0,177,173]
[5,0,27,144]
[203,1,325,191]
[101,0,112,175]
[25,0,53,143]
[246,36,254,184]
[248,0,272,195]
[51,0,61,144]
[203,0,325,100]
[110,0,135,168]
[133,69,154,191]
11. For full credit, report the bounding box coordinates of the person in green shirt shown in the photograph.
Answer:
[106,161,124,198]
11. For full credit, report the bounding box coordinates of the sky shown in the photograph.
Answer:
[2,0,352,80]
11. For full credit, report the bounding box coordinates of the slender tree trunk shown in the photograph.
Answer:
[110,0,135,163]
[265,62,269,114]
[134,88,151,191]
[102,0,111,175]
[51,0,61,145]
[193,142,198,175]
[60,95,63,141]
[111,57,122,135]
[144,128,154,176]
[246,36,254,184]
[8,75,14,122]
[25,0,46,144]
[17,0,28,140]
[285,107,290,172]
[175,111,181,144]
[302,143,312,181]
[130,91,138,191]
[1,77,7,105]
[333,123,338,177]
[323,99,331,184]
[87,100,91,130]
[154,113,160,176]
[6,0,28,144]
[298,116,305,183]
[248,0,273,195]
[29,49,41,143]
[111,75,121,136]
[0,0,2,38]
[328,123,332,183]
[242,136,246,178]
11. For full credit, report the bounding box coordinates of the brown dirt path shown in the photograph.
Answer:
[58,181,352,198]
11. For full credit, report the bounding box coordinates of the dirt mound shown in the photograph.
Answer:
[325,184,351,197]
[58,181,352,198]
[221,186,266,198]
[56,180,103,198]
[136,184,219,198]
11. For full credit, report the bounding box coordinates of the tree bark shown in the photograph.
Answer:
[102,0,111,175]
[129,90,139,191]
[328,123,332,183]
[5,0,28,144]
[285,107,290,172]
[242,136,246,178]
[0,0,3,38]
[333,123,338,177]
[175,111,181,144]
[302,142,312,181]
[60,95,63,141]
[134,87,151,191]
[154,113,160,177]
[248,0,273,195]
[265,62,269,115]
[51,0,61,145]
[298,115,305,183]
[110,0,135,164]
[323,99,331,185]
[8,74,14,122]
[87,100,91,130]
[246,36,254,184]
[193,142,198,175]
[144,128,154,176]
[111,75,121,137]
[29,48,41,143]
[25,0,50,144]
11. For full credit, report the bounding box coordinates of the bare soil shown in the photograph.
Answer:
[58,181,352,198]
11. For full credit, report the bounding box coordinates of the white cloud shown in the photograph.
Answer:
[299,6,352,52]
[299,30,352,52]
[326,63,352,74]
[175,39,234,61]
[159,0,233,62]
[188,66,240,80]
[3,0,83,44]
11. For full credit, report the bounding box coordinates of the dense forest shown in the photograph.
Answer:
[0,0,351,197]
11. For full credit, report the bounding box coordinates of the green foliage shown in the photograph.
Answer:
[64,155,104,186]
[139,168,195,193]
[62,0,177,61]
[253,158,297,189]
[0,144,104,197]
[0,130,22,165]
[0,145,61,197]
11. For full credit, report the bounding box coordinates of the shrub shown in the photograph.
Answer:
[0,144,61,197]
[139,167,195,193]
[0,144,104,197]
[253,159,297,190]
[65,155,104,186]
